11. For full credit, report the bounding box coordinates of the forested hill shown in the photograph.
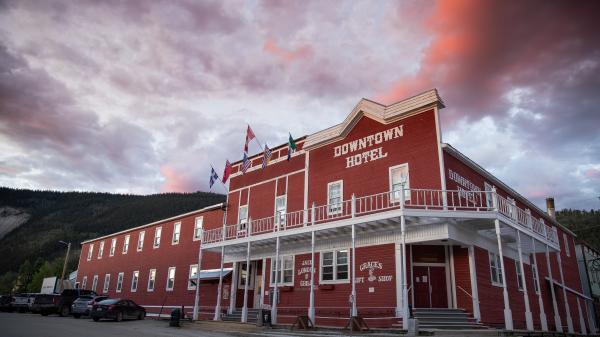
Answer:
[0,187,225,293]
[556,208,600,250]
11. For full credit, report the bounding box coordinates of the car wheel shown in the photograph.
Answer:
[93,317,100,322]
[116,311,123,322]
[137,312,143,320]
[73,314,81,319]
[59,306,70,317]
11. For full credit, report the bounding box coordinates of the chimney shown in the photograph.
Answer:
[546,197,556,218]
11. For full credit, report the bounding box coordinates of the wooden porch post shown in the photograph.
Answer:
[530,237,548,331]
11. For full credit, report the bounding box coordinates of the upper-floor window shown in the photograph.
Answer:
[270,255,294,285]
[87,244,94,261]
[131,271,139,292]
[109,238,116,257]
[154,227,162,248]
[321,250,348,283]
[137,231,145,252]
[563,233,570,257]
[515,261,523,290]
[98,241,105,259]
[275,196,287,227]
[532,263,540,294]
[389,164,410,202]
[116,272,124,293]
[193,217,203,241]
[484,182,494,208]
[103,274,110,293]
[82,276,88,289]
[166,267,176,291]
[92,275,98,292]
[147,269,156,292]
[123,235,130,254]
[188,264,198,290]
[489,252,504,286]
[327,181,343,215]
[238,206,248,231]
[172,222,181,245]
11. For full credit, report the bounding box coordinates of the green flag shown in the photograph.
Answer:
[287,133,296,161]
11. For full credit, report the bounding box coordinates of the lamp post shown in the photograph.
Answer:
[58,241,71,293]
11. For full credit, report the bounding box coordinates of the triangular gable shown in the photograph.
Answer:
[304,88,444,150]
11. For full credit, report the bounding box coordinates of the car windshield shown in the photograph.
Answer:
[76,296,93,301]
[98,299,119,305]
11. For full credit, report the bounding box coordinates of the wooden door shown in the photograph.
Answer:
[429,266,448,308]
[413,266,430,308]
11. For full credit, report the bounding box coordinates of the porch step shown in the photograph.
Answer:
[411,308,491,330]
[222,308,261,323]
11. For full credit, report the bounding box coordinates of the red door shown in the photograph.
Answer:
[413,266,430,308]
[413,266,447,308]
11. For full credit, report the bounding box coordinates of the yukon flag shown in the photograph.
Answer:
[287,133,297,161]
[262,144,272,169]
[209,167,219,189]
[244,125,256,154]
[222,160,232,183]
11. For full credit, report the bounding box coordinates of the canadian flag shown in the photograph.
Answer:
[244,125,256,154]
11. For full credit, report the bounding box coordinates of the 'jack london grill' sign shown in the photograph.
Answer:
[333,125,403,168]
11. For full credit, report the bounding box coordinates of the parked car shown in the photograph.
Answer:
[0,295,14,312]
[57,289,97,317]
[12,293,37,313]
[31,294,61,315]
[71,295,108,318]
[91,299,146,322]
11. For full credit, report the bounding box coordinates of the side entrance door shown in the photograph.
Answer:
[413,265,448,308]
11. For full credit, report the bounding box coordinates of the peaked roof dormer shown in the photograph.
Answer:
[304,88,444,150]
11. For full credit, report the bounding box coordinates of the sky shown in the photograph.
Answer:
[0,0,599,210]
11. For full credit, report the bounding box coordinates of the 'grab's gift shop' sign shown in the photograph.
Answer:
[333,125,404,168]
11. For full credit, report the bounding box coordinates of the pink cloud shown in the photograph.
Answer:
[160,165,194,193]
[263,39,312,62]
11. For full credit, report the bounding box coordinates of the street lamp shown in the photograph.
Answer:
[58,241,71,293]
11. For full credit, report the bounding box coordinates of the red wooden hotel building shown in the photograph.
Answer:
[77,89,595,333]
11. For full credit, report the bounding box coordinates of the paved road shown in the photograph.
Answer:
[0,312,235,337]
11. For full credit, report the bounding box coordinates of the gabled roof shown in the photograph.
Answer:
[304,89,444,150]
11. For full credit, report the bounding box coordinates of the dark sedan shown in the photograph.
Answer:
[90,299,145,322]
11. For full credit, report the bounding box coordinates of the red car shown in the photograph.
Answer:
[90,298,146,322]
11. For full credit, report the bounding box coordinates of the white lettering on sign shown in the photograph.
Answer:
[297,259,313,287]
[333,125,403,169]
[448,169,482,203]
[358,261,392,283]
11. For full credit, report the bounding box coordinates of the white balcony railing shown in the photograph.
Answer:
[202,188,560,246]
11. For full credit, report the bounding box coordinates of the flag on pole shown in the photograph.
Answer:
[242,153,252,173]
[262,144,272,169]
[222,160,232,183]
[209,167,219,189]
[287,133,297,161]
[244,125,256,154]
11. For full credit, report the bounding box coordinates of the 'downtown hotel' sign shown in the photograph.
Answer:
[334,125,404,168]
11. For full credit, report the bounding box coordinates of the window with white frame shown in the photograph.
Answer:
[131,271,139,292]
[92,275,98,292]
[172,222,181,245]
[188,264,198,290]
[489,252,504,286]
[116,272,124,292]
[238,262,254,289]
[109,238,116,256]
[270,256,294,285]
[147,269,156,291]
[166,267,176,291]
[103,274,110,293]
[484,182,494,208]
[274,196,287,227]
[515,261,523,290]
[390,164,410,202]
[321,250,349,282]
[137,231,145,251]
[563,233,570,257]
[98,241,104,259]
[532,263,540,294]
[238,206,248,231]
[82,276,88,289]
[193,217,203,241]
[87,244,94,261]
[154,227,162,248]
[123,235,130,254]
[327,181,343,215]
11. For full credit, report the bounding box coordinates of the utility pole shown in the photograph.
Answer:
[59,241,71,293]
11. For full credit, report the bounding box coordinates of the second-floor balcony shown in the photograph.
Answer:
[202,188,560,251]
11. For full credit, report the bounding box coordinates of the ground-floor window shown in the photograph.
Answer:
[320,250,349,283]
[166,267,176,291]
[147,269,156,291]
[131,271,139,292]
[532,263,540,294]
[270,256,294,286]
[188,264,198,290]
[515,261,523,290]
[116,272,124,292]
[81,276,87,289]
[489,252,503,286]
[92,275,98,292]
[103,274,110,293]
[238,262,254,289]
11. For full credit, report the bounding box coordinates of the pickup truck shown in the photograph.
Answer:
[31,293,61,315]
[57,289,97,317]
